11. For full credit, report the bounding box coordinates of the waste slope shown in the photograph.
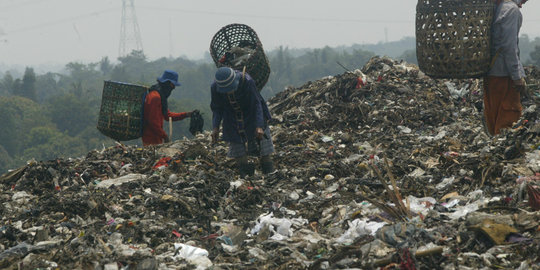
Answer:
[1,56,539,269]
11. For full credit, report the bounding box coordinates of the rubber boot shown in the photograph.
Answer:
[236,156,254,178]
[260,155,275,175]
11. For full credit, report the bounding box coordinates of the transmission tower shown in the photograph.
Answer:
[119,0,143,57]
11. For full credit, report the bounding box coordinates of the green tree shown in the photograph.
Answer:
[21,127,87,162]
[99,56,113,75]
[111,50,149,83]
[0,96,51,156]
[35,72,62,102]
[0,72,14,95]
[0,145,13,174]
[46,93,94,137]
[64,61,103,99]
[20,67,37,101]
[266,46,294,97]
[0,102,17,155]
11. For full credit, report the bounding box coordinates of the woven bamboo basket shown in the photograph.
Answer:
[416,0,495,79]
[97,81,148,141]
[210,23,270,91]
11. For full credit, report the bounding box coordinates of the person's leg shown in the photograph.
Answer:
[236,155,254,177]
[483,76,522,135]
[260,155,274,174]
[483,77,498,135]
[493,78,522,134]
[258,127,275,174]
[228,142,254,177]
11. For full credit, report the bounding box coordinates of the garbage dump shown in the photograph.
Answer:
[1,56,539,269]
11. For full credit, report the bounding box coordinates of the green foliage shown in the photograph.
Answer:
[0,99,18,155]
[20,127,87,162]
[0,145,13,174]
[45,93,96,137]
[0,72,14,96]
[35,72,62,102]
[0,96,51,156]
[64,61,104,99]
[20,67,37,101]
[99,57,113,76]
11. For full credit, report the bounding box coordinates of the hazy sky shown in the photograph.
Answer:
[0,0,539,67]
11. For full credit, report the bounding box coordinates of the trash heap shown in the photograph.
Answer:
[1,56,539,270]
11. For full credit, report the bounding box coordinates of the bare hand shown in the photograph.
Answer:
[513,78,530,99]
[211,128,220,144]
[255,127,264,140]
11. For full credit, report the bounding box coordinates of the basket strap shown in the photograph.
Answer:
[227,91,247,142]
[489,48,503,69]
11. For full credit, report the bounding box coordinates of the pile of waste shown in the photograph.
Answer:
[1,56,539,269]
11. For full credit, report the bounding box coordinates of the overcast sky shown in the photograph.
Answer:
[0,0,539,68]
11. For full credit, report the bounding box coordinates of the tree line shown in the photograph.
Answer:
[1,36,540,174]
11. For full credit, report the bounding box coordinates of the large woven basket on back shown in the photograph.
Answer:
[416,0,495,79]
[210,23,270,91]
[97,81,148,141]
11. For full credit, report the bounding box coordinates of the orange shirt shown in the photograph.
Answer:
[142,90,188,146]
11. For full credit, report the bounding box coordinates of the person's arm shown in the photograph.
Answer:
[167,111,189,121]
[499,7,524,81]
[146,94,168,141]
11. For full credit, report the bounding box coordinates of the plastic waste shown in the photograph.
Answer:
[250,213,307,241]
[407,195,436,216]
[335,218,387,244]
[173,243,212,269]
[436,176,455,189]
[95,173,146,188]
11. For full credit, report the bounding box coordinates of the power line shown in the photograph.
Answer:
[1,4,539,38]
[0,0,58,11]
[5,8,117,35]
[136,6,414,24]
[135,6,540,24]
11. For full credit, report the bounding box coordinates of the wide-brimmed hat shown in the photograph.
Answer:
[215,67,240,93]
[157,70,181,86]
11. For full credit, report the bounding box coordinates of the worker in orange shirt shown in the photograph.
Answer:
[142,70,197,146]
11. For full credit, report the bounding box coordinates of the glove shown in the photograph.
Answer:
[513,78,530,99]
[211,128,220,144]
[164,136,170,143]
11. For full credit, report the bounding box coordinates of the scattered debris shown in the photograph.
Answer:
[1,56,539,269]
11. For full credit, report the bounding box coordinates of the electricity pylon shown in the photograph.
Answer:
[119,0,143,57]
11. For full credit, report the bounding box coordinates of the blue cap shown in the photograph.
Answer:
[215,67,240,93]
[157,70,181,86]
